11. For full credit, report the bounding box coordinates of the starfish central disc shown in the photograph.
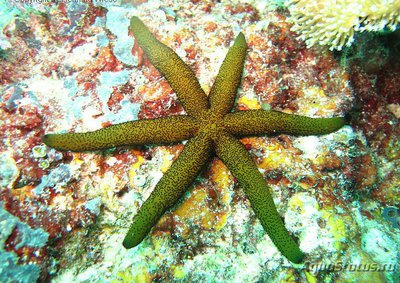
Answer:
[199,113,225,140]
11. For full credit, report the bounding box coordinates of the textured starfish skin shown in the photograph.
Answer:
[43,16,345,263]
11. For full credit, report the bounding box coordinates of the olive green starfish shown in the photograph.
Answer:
[43,16,345,264]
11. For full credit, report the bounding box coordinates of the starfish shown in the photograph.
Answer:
[43,16,345,264]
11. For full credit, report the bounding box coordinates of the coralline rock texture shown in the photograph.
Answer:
[347,31,400,207]
[0,3,106,84]
[0,1,398,282]
[0,3,107,282]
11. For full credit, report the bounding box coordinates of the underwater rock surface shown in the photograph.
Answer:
[0,0,399,282]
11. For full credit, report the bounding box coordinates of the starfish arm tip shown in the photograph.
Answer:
[223,110,346,137]
[122,236,139,249]
[290,251,305,264]
[42,133,78,152]
[214,132,304,263]
[237,32,246,44]
[123,133,213,248]
[209,31,247,116]
[129,16,209,118]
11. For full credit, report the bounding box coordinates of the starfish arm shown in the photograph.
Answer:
[209,32,247,117]
[223,110,345,136]
[43,115,198,151]
[130,17,209,118]
[123,131,213,248]
[214,132,304,263]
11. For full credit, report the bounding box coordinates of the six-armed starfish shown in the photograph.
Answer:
[43,17,345,263]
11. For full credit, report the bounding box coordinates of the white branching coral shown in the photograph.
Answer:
[286,0,400,50]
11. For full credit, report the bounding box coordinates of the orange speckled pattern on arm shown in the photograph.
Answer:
[214,131,304,264]
[209,32,247,117]
[129,16,209,118]
[43,115,198,151]
[123,131,213,248]
[223,110,345,136]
